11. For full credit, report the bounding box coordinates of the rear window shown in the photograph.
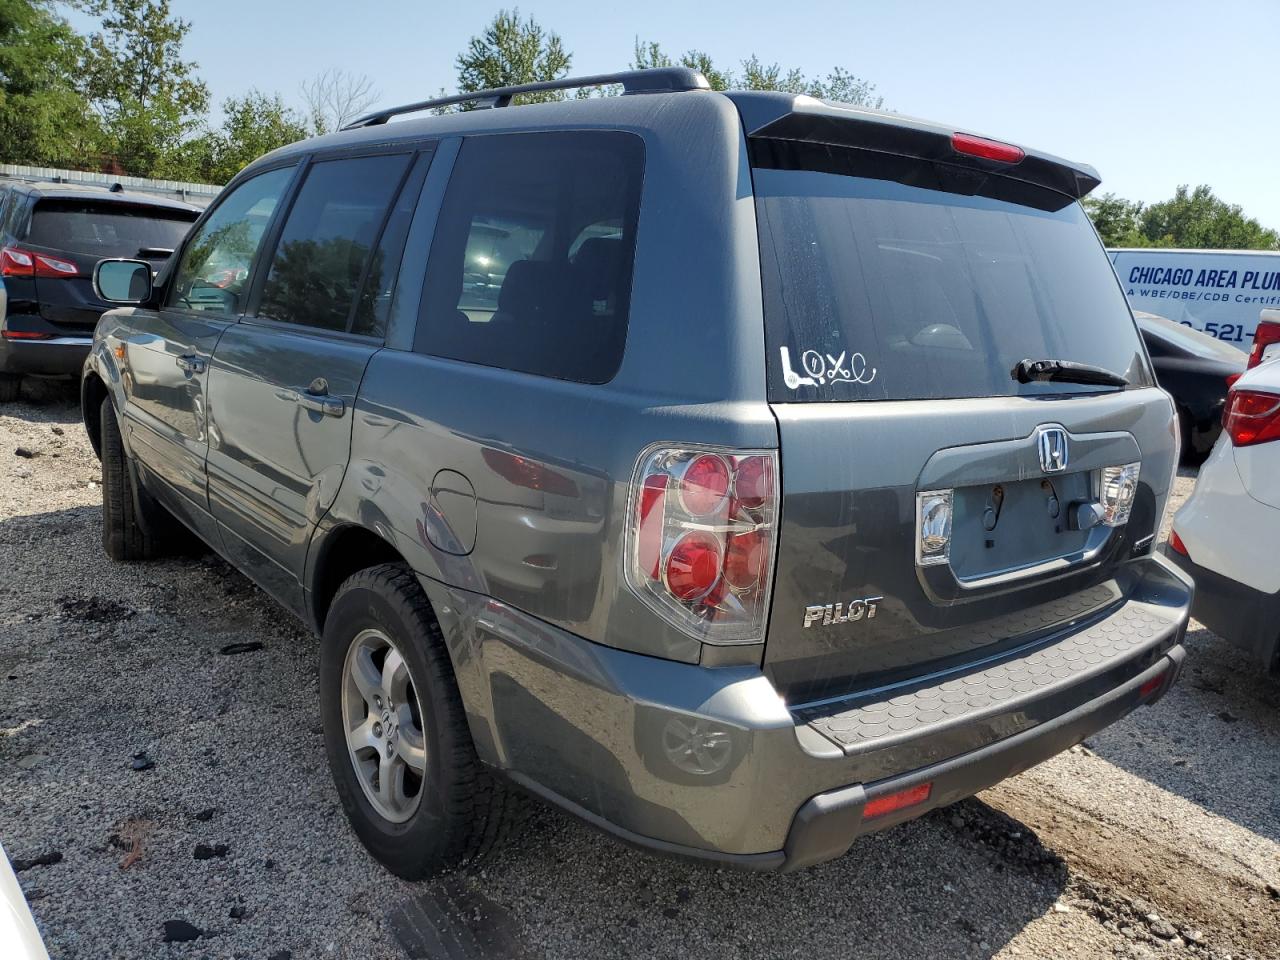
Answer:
[753,143,1153,402]
[27,200,196,258]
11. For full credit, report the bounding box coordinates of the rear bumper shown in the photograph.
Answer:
[782,645,1183,870]
[422,554,1191,871]
[1165,546,1280,672]
[0,330,91,377]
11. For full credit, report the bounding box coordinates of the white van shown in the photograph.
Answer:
[1109,248,1280,352]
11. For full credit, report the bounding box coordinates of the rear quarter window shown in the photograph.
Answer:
[753,145,1153,402]
[415,131,644,384]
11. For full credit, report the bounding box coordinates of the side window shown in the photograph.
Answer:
[166,166,294,315]
[258,153,411,333]
[417,131,644,384]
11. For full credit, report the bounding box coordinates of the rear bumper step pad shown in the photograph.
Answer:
[795,598,1184,764]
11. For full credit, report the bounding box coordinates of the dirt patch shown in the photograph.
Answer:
[988,780,1280,959]
[56,594,134,623]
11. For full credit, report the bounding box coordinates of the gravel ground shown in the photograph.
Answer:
[1,380,1278,960]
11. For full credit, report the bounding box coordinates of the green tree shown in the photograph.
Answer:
[454,9,571,107]
[632,39,732,91]
[1084,185,1278,251]
[631,39,883,107]
[79,0,209,178]
[0,0,99,167]
[1083,192,1147,247]
[1139,185,1278,251]
[189,90,309,184]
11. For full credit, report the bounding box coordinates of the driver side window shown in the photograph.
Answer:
[166,166,294,315]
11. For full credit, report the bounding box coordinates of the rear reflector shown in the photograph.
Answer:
[1,330,52,340]
[1138,671,1167,698]
[952,133,1025,164]
[863,782,933,820]
[1168,530,1189,557]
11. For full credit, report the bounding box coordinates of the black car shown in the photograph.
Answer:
[1135,311,1246,462]
[0,180,201,401]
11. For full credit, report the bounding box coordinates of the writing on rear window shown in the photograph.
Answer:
[780,346,877,390]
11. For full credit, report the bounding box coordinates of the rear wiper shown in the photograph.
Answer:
[1011,358,1129,388]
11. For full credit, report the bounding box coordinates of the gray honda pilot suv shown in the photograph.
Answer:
[80,68,1192,878]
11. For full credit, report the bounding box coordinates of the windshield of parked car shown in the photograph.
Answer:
[27,200,196,258]
[753,142,1153,402]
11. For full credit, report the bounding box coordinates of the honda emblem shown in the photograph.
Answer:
[1038,426,1069,474]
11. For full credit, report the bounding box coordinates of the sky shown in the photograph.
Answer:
[67,0,1280,228]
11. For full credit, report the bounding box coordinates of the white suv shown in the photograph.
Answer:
[1167,349,1280,675]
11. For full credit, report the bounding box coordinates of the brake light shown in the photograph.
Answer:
[1168,530,1189,557]
[1226,373,1242,389]
[1247,316,1280,370]
[0,246,79,278]
[1222,390,1280,446]
[863,782,933,820]
[952,133,1025,164]
[626,446,779,643]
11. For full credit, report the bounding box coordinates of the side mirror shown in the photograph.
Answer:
[94,259,153,305]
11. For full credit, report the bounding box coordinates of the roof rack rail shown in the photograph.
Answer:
[341,67,710,130]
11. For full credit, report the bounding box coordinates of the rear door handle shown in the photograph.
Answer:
[176,354,207,375]
[276,387,345,418]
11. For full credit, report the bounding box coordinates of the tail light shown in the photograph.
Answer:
[1246,315,1280,370]
[1222,389,1280,446]
[626,446,778,644]
[1,246,33,276]
[1168,530,1189,557]
[1,246,80,278]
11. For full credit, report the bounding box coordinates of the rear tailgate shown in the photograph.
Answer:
[24,199,194,330]
[749,126,1177,704]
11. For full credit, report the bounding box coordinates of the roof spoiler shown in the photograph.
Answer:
[730,93,1102,200]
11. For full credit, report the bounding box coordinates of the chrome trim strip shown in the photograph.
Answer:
[2,336,91,346]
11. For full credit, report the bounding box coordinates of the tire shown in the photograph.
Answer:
[320,563,520,879]
[99,398,179,561]
[0,375,21,403]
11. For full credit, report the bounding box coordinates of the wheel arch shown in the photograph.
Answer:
[307,521,411,634]
[81,370,109,459]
